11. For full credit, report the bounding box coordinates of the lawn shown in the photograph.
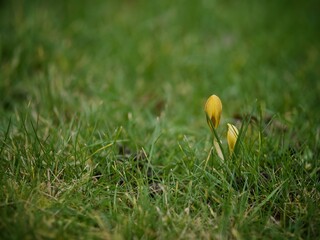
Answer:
[1,0,320,239]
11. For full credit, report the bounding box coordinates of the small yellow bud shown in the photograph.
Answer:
[227,123,239,153]
[205,95,222,129]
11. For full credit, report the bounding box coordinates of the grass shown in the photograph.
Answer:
[1,0,320,239]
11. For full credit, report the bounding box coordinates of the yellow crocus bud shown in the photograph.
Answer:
[227,123,239,153]
[205,95,222,129]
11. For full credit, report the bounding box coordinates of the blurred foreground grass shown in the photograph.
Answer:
[1,0,320,239]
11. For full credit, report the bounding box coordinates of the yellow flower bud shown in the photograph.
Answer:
[227,123,239,153]
[205,95,222,129]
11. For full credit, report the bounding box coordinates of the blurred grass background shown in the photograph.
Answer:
[1,0,320,239]
[2,0,319,122]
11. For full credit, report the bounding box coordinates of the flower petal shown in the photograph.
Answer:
[205,95,222,129]
[227,123,239,153]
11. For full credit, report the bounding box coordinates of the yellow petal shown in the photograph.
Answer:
[227,123,239,153]
[205,95,222,129]
[214,139,224,160]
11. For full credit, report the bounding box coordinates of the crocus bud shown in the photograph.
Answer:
[227,123,239,153]
[205,95,222,129]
